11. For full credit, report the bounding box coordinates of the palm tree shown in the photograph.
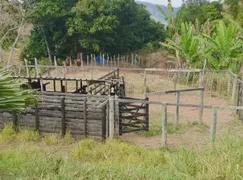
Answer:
[0,69,36,111]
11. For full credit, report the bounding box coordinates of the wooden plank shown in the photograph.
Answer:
[61,98,66,136]
[146,88,205,96]
[121,128,147,134]
[84,98,87,137]
[35,104,39,132]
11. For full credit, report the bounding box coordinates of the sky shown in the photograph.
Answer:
[136,0,183,7]
[136,0,219,7]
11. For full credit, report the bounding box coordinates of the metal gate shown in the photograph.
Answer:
[119,97,149,135]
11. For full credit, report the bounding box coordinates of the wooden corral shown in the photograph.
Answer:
[0,92,108,139]
[12,69,125,96]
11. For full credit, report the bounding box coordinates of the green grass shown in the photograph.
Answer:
[0,125,243,179]
[137,120,209,137]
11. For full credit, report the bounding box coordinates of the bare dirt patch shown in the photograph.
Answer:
[64,69,242,149]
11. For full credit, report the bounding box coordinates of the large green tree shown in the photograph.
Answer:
[179,1,223,25]
[21,0,166,62]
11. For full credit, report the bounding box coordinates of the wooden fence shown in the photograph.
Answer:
[0,92,108,139]
[146,88,205,125]
[108,98,243,147]
[10,66,243,118]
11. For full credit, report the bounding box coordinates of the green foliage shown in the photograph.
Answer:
[0,0,22,50]
[43,134,61,145]
[17,128,40,142]
[224,0,243,21]
[202,21,243,72]
[20,28,48,63]
[22,0,167,63]
[0,136,243,179]
[0,69,36,111]
[161,22,202,67]
[0,124,16,142]
[72,139,166,164]
[178,1,223,25]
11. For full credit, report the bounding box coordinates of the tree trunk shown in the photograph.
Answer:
[41,27,52,64]
[6,18,24,71]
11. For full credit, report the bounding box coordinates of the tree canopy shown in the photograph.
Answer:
[178,1,223,25]
[21,0,167,62]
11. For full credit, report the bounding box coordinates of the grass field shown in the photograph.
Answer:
[0,125,243,179]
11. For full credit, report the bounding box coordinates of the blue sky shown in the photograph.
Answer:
[136,0,183,7]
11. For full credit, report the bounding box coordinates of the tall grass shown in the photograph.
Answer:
[0,125,243,179]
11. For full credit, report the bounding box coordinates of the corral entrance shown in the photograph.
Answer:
[119,97,149,135]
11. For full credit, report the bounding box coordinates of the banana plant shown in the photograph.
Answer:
[0,69,36,111]
[202,20,243,73]
[161,22,203,68]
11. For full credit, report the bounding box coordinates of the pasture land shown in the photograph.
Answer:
[0,125,243,179]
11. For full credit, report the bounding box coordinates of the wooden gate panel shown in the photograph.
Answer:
[119,97,149,135]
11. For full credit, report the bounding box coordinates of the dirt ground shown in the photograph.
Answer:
[63,69,243,149]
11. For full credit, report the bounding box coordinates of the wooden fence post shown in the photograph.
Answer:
[210,107,217,143]
[232,77,237,105]
[34,58,39,76]
[35,104,40,133]
[83,98,87,137]
[118,54,120,67]
[144,70,147,97]
[24,59,29,76]
[61,98,66,137]
[54,56,58,76]
[109,96,115,139]
[175,92,180,126]
[102,105,107,139]
[162,103,168,147]
[12,110,17,132]
[199,89,204,123]
[114,95,120,137]
[146,97,149,131]
[199,70,204,87]
[90,67,93,79]
[227,73,231,97]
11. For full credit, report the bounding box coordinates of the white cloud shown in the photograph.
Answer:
[136,0,183,7]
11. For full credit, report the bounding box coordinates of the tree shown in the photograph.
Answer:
[22,0,167,62]
[178,1,223,25]
[0,0,22,63]
[0,0,34,70]
[224,0,243,19]
[224,0,243,28]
